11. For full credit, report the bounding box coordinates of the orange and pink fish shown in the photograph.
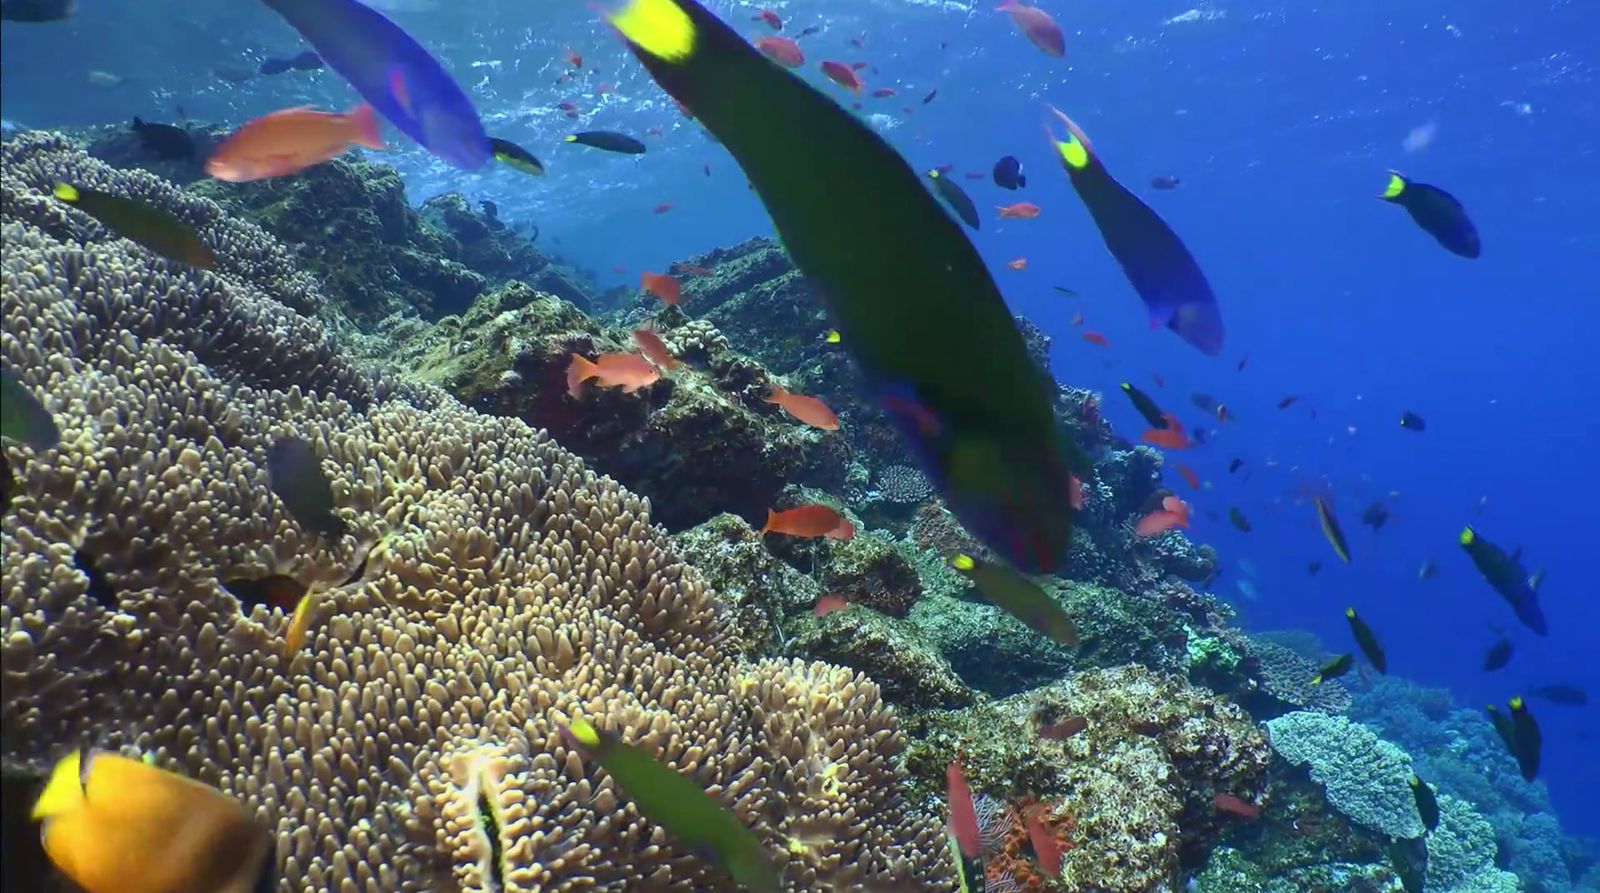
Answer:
[206,104,383,182]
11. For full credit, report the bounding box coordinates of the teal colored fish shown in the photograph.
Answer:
[560,717,779,892]
[950,553,1079,646]
[1,368,60,451]
[608,0,1084,572]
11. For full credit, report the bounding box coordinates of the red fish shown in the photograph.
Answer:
[1025,803,1064,876]
[565,49,583,68]
[652,202,674,214]
[946,763,980,859]
[820,60,863,91]
[1136,495,1191,536]
[871,87,896,98]
[764,385,840,430]
[1082,331,1109,346]
[755,35,805,68]
[632,328,679,371]
[996,0,1065,57]
[813,594,849,618]
[1039,715,1088,740]
[1214,794,1261,819]
[1141,413,1191,449]
[1007,257,1027,270]
[996,201,1041,219]
[1176,463,1201,489]
[760,504,852,539]
[675,263,712,277]
[206,104,384,182]
[566,353,660,398]
[640,271,682,305]
[1068,474,1086,511]
[754,8,782,29]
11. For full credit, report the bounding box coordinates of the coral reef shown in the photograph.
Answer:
[1,137,953,892]
[1265,711,1425,839]
[1241,637,1353,717]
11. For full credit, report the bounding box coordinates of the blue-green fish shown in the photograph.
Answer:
[1,368,60,451]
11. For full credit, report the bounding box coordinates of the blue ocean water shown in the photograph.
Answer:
[3,0,1594,843]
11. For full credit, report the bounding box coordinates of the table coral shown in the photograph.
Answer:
[1265,711,1425,840]
[0,137,955,893]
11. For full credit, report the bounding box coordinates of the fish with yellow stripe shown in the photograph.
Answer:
[30,748,274,893]
[606,0,1086,572]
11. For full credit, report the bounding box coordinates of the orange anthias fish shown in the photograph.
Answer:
[819,60,863,91]
[1135,495,1191,536]
[640,271,682,305]
[1007,257,1028,270]
[813,594,850,618]
[764,385,840,431]
[754,8,782,30]
[1141,413,1191,449]
[946,762,980,859]
[566,353,660,398]
[1176,463,1201,489]
[206,104,384,182]
[755,36,805,68]
[996,201,1041,219]
[1024,803,1064,876]
[632,328,679,371]
[1214,793,1261,819]
[1082,331,1109,346]
[760,504,852,539]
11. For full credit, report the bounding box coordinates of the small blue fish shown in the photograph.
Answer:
[260,0,488,170]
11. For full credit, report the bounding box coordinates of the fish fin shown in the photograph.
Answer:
[31,748,88,820]
[759,509,776,536]
[389,65,412,117]
[349,104,385,151]
[566,354,596,399]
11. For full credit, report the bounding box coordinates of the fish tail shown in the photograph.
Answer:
[349,104,386,151]
[759,509,776,537]
[566,354,597,398]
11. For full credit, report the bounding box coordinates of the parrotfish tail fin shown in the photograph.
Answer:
[1380,170,1407,201]
[349,104,386,151]
[566,354,596,399]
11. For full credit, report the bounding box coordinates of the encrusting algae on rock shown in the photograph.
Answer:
[0,134,954,892]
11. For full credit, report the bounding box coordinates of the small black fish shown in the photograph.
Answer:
[488,136,544,175]
[992,155,1025,190]
[1228,458,1243,474]
[222,574,307,612]
[798,24,822,36]
[1052,285,1077,297]
[290,50,324,71]
[259,57,293,75]
[0,0,74,21]
[926,169,979,230]
[1482,636,1513,672]
[267,437,348,540]
[1389,835,1428,893]
[1,367,61,451]
[1409,775,1440,833]
[921,88,937,104]
[565,130,647,154]
[1399,410,1426,431]
[1345,607,1387,674]
[1361,500,1389,531]
[1486,704,1515,751]
[1228,507,1251,533]
[52,183,214,269]
[1307,561,1323,575]
[1118,382,1167,428]
[1508,697,1541,780]
[1191,427,1212,445]
[1381,171,1480,259]
[1149,174,1180,190]
[480,199,498,219]
[131,117,196,161]
[1530,684,1588,707]
[1311,653,1351,685]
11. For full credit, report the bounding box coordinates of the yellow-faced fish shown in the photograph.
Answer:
[949,553,1079,646]
[1409,775,1439,832]
[1311,652,1352,685]
[31,749,273,893]
[1314,496,1350,562]
[824,329,841,343]
[52,183,215,269]
[565,130,647,154]
[559,717,779,892]
[1118,381,1169,429]
[1507,696,1541,781]
[282,589,318,659]
[1344,607,1387,674]
[1,367,61,451]
[488,136,545,175]
[267,436,348,539]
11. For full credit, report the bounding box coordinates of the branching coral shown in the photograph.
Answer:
[0,138,954,893]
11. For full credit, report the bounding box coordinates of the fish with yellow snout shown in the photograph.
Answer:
[30,748,274,893]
